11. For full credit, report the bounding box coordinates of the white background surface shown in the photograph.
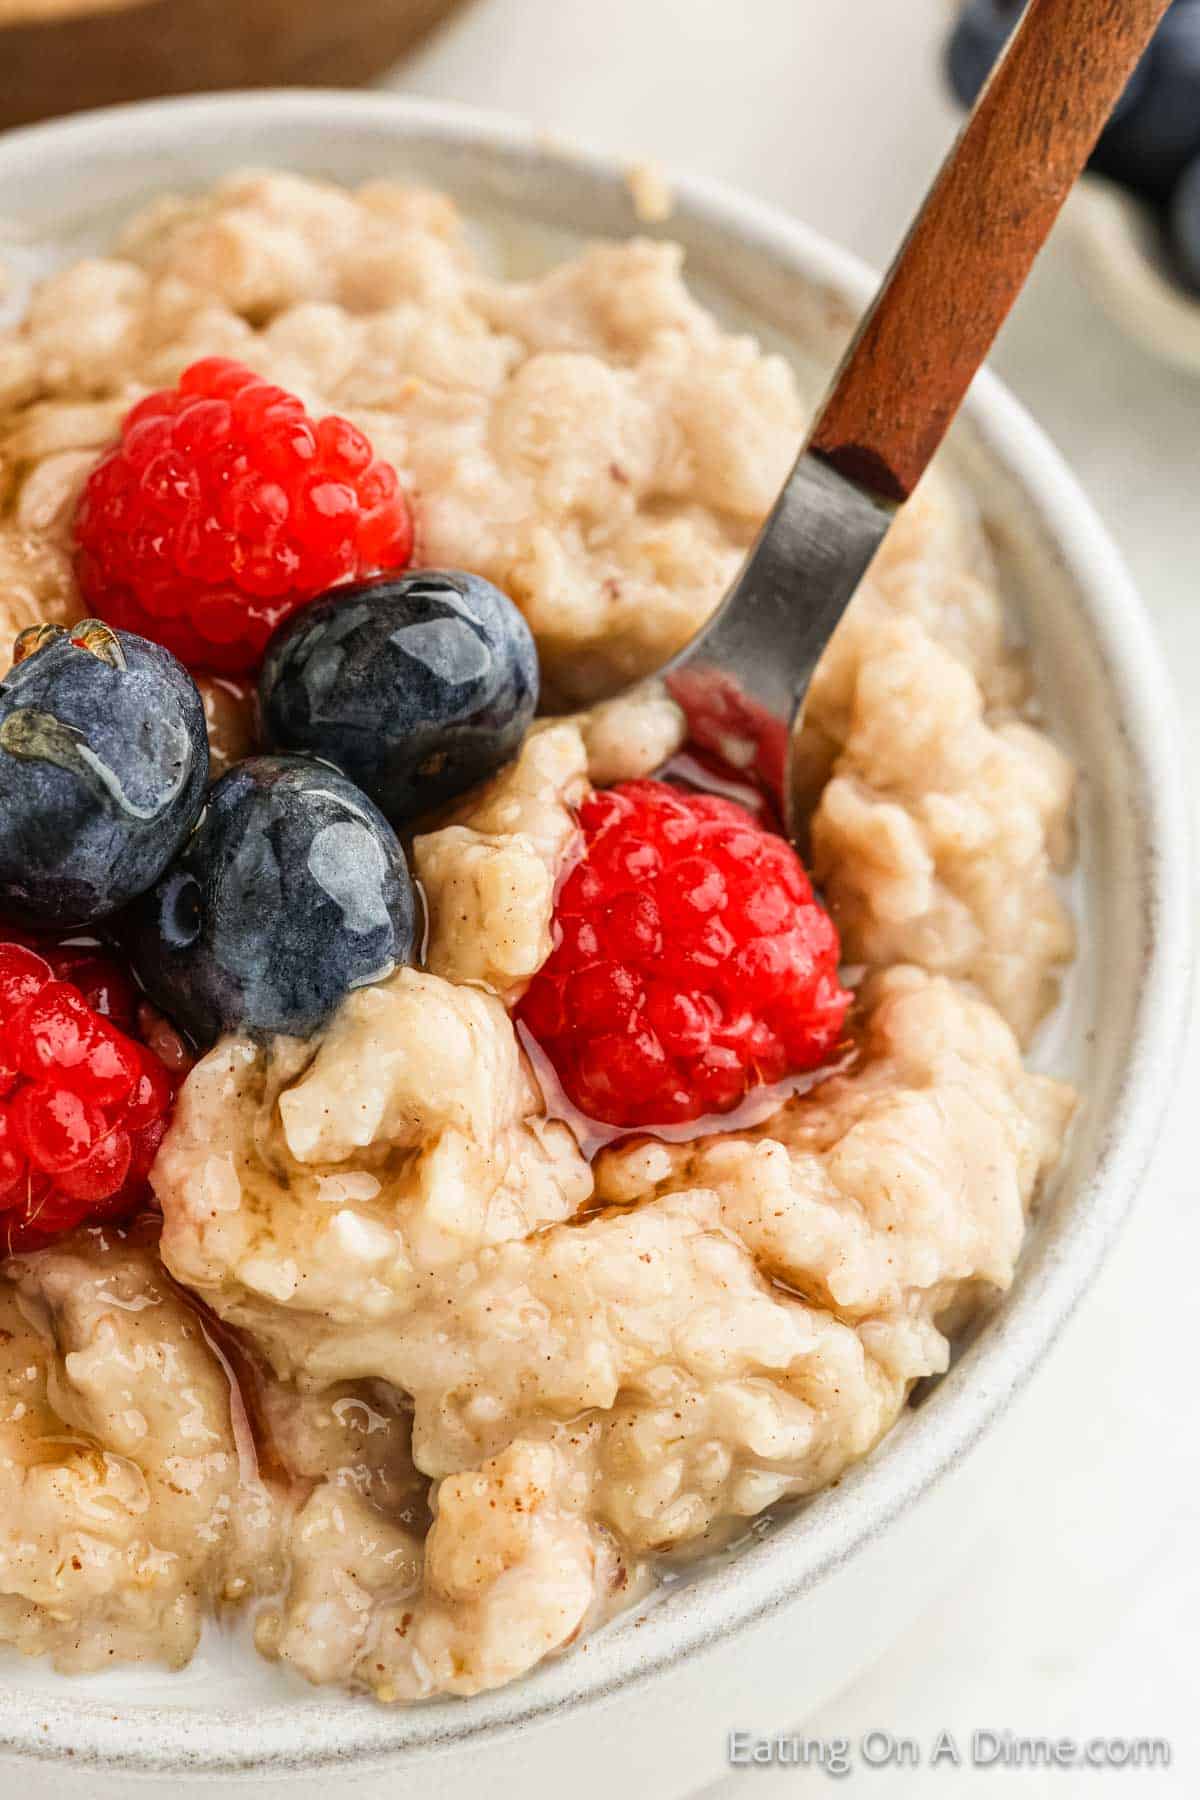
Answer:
[393,2,1200,1795]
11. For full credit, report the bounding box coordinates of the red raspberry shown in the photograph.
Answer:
[518,780,850,1129]
[74,357,413,676]
[0,939,178,1256]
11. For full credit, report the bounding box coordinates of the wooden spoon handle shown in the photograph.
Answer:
[808,0,1172,504]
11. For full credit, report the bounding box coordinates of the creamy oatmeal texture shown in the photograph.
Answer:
[0,172,1077,1699]
[0,1238,280,1671]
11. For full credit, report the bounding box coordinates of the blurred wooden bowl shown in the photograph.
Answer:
[0,0,468,130]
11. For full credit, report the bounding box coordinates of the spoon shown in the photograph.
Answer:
[666,0,1171,834]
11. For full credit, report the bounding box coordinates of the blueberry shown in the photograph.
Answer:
[0,621,208,931]
[944,0,1023,111]
[1090,2,1200,198]
[259,571,539,829]
[126,756,415,1045]
[946,1,1151,143]
[1170,151,1200,290]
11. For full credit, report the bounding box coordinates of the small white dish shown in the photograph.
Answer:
[1065,175,1200,371]
[0,89,1190,1798]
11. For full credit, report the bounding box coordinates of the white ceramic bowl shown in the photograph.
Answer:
[0,90,1190,1799]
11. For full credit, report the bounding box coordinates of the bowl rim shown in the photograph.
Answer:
[0,87,1191,1778]
[1065,175,1200,373]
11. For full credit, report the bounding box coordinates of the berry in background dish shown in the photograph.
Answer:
[1172,153,1200,287]
[945,0,1200,294]
[1089,1,1200,200]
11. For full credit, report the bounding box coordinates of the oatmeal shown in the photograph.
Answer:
[0,1237,279,1671]
[0,171,1076,1700]
[0,171,801,702]
[798,477,1076,1041]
